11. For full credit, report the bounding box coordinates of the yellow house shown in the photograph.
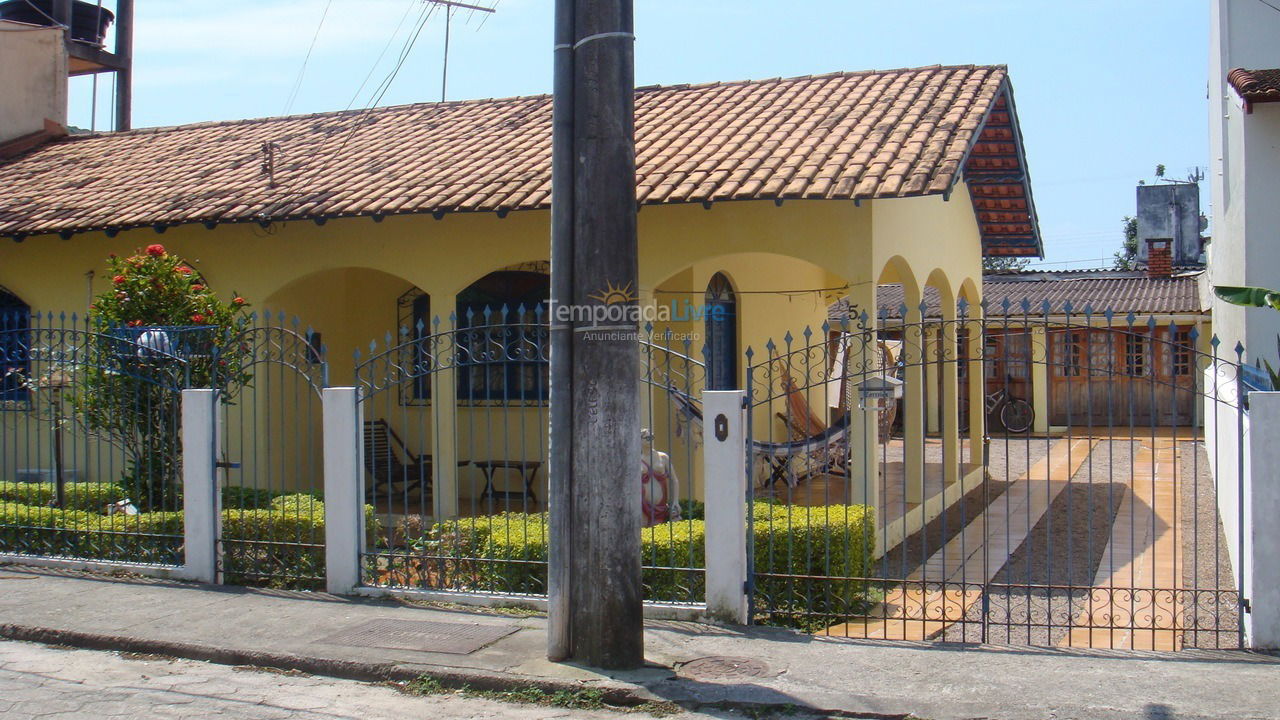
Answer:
[0,65,1042,531]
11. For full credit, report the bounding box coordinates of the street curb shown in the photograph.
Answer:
[0,623,657,708]
[0,622,914,719]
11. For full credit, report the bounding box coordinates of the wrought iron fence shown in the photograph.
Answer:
[355,311,706,603]
[0,312,189,566]
[638,325,705,604]
[355,308,551,596]
[746,300,1244,650]
[212,312,328,589]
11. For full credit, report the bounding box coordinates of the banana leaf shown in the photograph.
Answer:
[1214,285,1280,311]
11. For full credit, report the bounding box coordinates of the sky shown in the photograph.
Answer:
[67,0,1213,270]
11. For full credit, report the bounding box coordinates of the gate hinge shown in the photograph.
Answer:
[1242,597,1252,614]
[743,580,751,594]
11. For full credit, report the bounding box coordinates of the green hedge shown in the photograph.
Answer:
[0,481,319,513]
[0,481,126,513]
[750,502,877,630]
[0,500,184,564]
[0,492,378,591]
[412,502,875,624]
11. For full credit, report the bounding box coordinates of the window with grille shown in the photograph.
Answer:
[456,271,550,402]
[1004,331,1031,379]
[0,287,30,405]
[1089,330,1116,375]
[1172,328,1193,377]
[1054,330,1085,377]
[1124,332,1149,377]
[397,288,432,403]
[705,272,738,390]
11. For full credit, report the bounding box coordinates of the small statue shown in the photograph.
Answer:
[641,428,681,527]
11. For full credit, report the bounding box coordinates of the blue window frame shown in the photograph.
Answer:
[456,271,549,402]
[0,288,30,404]
[409,291,432,401]
[705,272,737,390]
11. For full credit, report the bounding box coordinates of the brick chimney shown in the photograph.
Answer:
[1146,239,1172,279]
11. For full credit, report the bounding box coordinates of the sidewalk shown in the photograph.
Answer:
[1,565,1277,720]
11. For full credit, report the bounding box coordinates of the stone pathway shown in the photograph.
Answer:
[1062,436,1183,651]
[825,437,1095,640]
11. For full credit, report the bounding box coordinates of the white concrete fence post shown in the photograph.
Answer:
[323,387,364,595]
[181,389,219,584]
[703,390,749,624]
[1246,391,1280,648]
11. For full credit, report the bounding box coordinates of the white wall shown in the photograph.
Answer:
[0,21,67,144]
[1209,0,1280,363]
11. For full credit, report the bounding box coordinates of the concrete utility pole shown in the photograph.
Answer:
[547,0,643,669]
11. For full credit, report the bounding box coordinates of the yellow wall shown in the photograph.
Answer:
[0,194,985,509]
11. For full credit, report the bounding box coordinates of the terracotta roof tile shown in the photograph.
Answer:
[1227,68,1280,105]
[835,271,1205,321]
[0,65,1021,239]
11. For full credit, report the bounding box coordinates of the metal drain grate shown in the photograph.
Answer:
[320,618,517,654]
[677,656,773,681]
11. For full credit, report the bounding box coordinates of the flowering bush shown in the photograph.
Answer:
[78,245,254,510]
[92,245,248,333]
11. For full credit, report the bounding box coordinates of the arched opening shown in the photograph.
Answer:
[0,286,30,402]
[704,271,738,390]
[456,269,550,401]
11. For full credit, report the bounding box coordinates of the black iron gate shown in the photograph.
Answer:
[746,303,1245,650]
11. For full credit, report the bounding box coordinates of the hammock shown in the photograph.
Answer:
[667,388,851,487]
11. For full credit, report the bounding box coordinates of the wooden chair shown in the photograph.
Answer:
[363,419,431,502]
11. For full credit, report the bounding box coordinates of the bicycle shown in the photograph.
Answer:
[959,385,1034,433]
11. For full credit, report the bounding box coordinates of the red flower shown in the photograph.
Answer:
[112,275,126,285]
[233,297,245,305]
[191,284,204,292]
[190,313,206,324]
[127,320,142,327]
[176,266,193,275]
[146,244,166,257]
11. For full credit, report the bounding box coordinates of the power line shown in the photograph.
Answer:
[345,0,420,111]
[282,0,335,115]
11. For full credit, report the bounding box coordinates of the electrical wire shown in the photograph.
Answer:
[344,0,420,111]
[282,0,335,115]
[256,2,439,217]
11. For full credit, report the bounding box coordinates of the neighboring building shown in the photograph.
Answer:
[0,23,1043,514]
[843,254,1209,432]
[1206,0,1280,647]
[1208,0,1280,363]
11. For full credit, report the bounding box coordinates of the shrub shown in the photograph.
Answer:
[0,493,379,591]
[416,502,875,621]
[0,481,125,513]
[0,500,184,564]
[750,502,877,630]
